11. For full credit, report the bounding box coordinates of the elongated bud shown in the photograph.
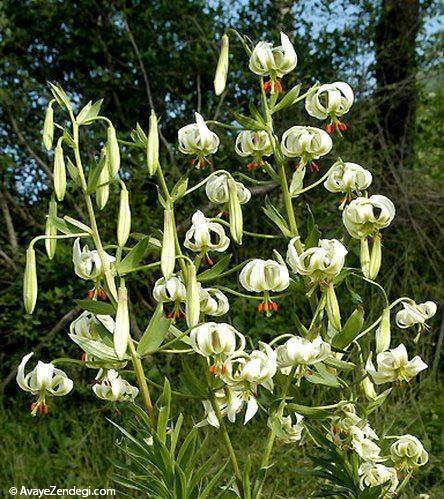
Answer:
[376,307,391,353]
[214,34,229,96]
[43,100,55,151]
[186,263,200,328]
[369,233,382,280]
[360,237,370,278]
[326,283,341,331]
[45,196,58,259]
[228,178,243,244]
[23,247,38,314]
[106,125,120,178]
[117,187,131,247]
[96,149,110,210]
[53,142,66,201]
[161,209,176,278]
[361,373,377,400]
[147,110,160,175]
[114,280,130,359]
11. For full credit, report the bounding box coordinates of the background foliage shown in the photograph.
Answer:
[0,0,442,497]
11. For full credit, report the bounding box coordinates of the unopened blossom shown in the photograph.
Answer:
[350,427,383,461]
[324,161,372,196]
[249,32,297,79]
[390,434,429,468]
[199,287,230,316]
[92,369,139,402]
[17,352,73,415]
[73,238,115,280]
[184,211,230,253]
[276,335,331,368]
[235,130,273,166]
[281,126,332,168]
[286,237,347,281]
[153,275,187,304]
[205,173,251,205]
[70,311,115,340]
[239,258,289,293]
[342,195,395,239]
[276,413,305,443]
[178,112,219,161]
[305,82,354,131]
[395,301,437,330]
[190,322,245,358]
[358,462,399,494]
[366,344,427,385]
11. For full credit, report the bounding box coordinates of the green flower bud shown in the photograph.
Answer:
[326,283,341,331]
[361,373,377,400]
[369,233,382,280]
[147,110,159,175]
[360,237,370,278]
[228,177,243,244]
[161,209,176,279]
[106,125,120,178]
[114,280,130,360]
[117,187,131,247]
[376,307,391,353]
[186,263,200,328]
[214,34,229,96]
[45,196,58,260]
[42,100,55,151]
[53,142,66,201]
[23,247,38,314]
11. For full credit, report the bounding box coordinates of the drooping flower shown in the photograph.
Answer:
[350,427,383,461]
[190,322,245,359]
[235,130,273,169]
[184,210,230,253]
[92,369,139,402]
[16,352,73,415]
[72,238,115,280]
[199,287,230,316]
[390,434,429,468]
[358,462,399,494]
[276,335,331,368]
[281,126,332,169]
[274,413,305,444]
[205,173,251,205]
[324,161,372,197]
[249,32,297,79]
[286,237,347,281]
[153,275,187,304]
[395,301,437,330]
[70,311,115,340]
[239,258,289,293]
[178,112,219,165]
[365,344,427,384]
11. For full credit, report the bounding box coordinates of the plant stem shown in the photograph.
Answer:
[128,340,155,424]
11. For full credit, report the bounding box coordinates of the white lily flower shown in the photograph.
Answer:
[342,195,395,239]
[390,434,429,468]
[72,238,115,280]
[286,238,347,281]
[277,413,305,443]
[395,301,437,329]
[239,257,289,293]
[305,82,354,121]
[281,126,332,167]
[365,344,427,384]
[249,32,297,78]
[17,352,73,415]
[350,427,383,461]
[92,369,139,402]
[324,161,372,195]
[332,404,379,442]
[199,287,230,316]
[190,322,245,358]
[205,173,251,205]
[178,112,219,159]
[235,130,273,159]
[70,311,115,340]
[276,335,331,368]
[184,210,230,253]
[153,275,187,303]
[358,462,399,494]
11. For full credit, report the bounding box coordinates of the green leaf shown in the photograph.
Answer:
[305,223,321,249]
[48,82,72,111]
[137,304,172,356]
[305,364,341,387]
[63,215,92,234]
[262,198,292,237]
[69,334,127,361]
[233,112,265,131]
[77,98,103,125]
[117,237,152,275]
[197,254,232,282]
[270,84,301,114]
[324,357,356,371]
[171,174,189,201]
[286,401,348,419]
[332,306,365,349]
[66,157,81,186]
[76,299,116,315]
[181,357,208,397]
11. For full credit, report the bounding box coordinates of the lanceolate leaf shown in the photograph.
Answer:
[137,304,171,356]
[117,237,152,275]
[197,254,232,282]
[76,299,116,315]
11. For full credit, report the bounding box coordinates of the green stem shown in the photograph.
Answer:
[129,340,155,424]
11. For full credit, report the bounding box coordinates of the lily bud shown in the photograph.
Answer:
[106,125,120,178]
[147,110,160,175]
[114,280,130,360]
[42,100,54,151]
[361,374,377,400]
[360,238,370,278]
[96,148,110,210]
[161,209,176,278]
[228,177,243,244]
[369,234,382,280]
[23,247,38,314]
[45,196,58,260]
[53,142,66,201]
[326,283,341,331]
[376,307,391,353]
[214,34,229,96]
[117,187,131,247]
[186,263,200,328]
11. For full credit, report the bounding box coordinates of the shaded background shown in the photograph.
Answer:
[0,0,443,497]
